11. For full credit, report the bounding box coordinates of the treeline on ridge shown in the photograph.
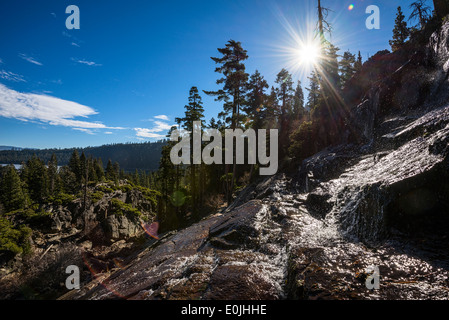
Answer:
[0,141,166,173]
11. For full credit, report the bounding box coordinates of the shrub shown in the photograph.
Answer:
[48,193,75,206]
[134,186,160,208]
[119,184,133,193]
[110,198,142,218]
[0,217,32,255]
[18,242,84,299]
[96,185,115,194]
[90,191,104,203]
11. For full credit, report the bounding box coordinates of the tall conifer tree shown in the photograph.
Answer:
[389,7,409,52]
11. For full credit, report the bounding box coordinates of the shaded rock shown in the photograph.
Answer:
[102,214,141,241]
[305,189,333,219]
[203,264,278,300]
[49,206,72,232]
[209,200,266,249]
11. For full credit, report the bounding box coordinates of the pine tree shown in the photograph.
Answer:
[306,70,321,111]
[244,70,269,130]
[275,68,295,158]
[113,162,120,182]
[205,40,249,130]
[68,149,81,186]
[354,51,363,73]
[209,117,218,129]
[47,153,58,197]
[340,50,356,89]
[293,80,305,119]
[265,86,279,129]
[105,159,116,181]
[178,87,205,219]
[179,87,206,132]
[94,158,105,181]
[88,156,97,183]
[79,152,88,190]
[78,152,91,210]
[59,166,77,194]
[0,165,27,212]
[321,43,340,94]
[275,69,295,115]
[204,40,249,203]
[389,7,409,52]
[25,155,48,203]
[158,126,178,227]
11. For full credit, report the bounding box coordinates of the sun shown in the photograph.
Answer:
[297,42,321,67]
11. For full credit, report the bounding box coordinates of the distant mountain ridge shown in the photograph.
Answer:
[0,146,27,151]
[0,141,166,172]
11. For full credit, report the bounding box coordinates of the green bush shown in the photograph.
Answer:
[119,184,133,193]
[110,198,142,218]
[134,186,160,208]
[48,193,76,206]
[96,185,115,194]
[0,217,32,255]
[88,181,98,187]
[90,191,104,203]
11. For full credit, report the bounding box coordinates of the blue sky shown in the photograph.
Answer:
[0,0,433,149]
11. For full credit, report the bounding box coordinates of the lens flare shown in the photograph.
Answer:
[141,221,159,240]
[297,41,321,67]
[348,4,355,11]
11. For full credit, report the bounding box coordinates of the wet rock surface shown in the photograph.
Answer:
[66,103,449,299]
[64,21,449,298]
[2,21,444,300]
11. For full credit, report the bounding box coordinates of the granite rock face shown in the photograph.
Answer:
[66,102,449,299]
[60,22,449,301]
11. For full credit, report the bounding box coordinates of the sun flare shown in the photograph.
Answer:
[297,42,320,67]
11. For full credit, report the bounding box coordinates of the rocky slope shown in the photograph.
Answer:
[0,182,157,299]
[59,21,449,300]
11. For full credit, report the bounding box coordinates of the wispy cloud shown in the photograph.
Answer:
[71,58,102,67]
[73,128,95,135]
[0,83,124,133]
[0,58,3,64]
[154,114,170,121]
[151,121,174,132]
[62,31,83,47]
[104,131,113,135]
[0,70,26,82]
[50,12,56,18]
[134,116,175,140]
[19,53,43,66]
[134,128,166,139]
[132,90,145,97]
